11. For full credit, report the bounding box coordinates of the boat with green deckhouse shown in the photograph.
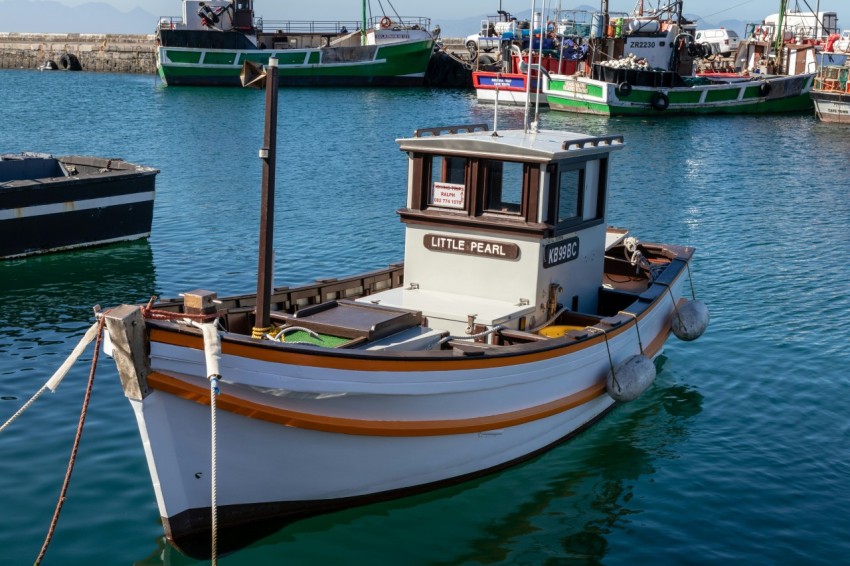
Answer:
[544,0,814,116]
[156,0,435,87]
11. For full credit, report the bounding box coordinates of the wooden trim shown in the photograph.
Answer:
[525,164,540,223]
[410,153,424,210]
[146,371,608,436]
[398,208,551,237]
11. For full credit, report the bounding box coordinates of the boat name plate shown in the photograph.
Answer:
[543,237,580,268]
[424,234,519,260]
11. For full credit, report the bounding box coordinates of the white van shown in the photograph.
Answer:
[695,28,740,56]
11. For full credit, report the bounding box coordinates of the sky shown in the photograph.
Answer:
[42,1,841,25]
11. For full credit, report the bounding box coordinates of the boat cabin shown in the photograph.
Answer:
[355,125,624,340]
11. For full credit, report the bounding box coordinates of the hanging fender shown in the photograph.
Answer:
[650,91,669,111]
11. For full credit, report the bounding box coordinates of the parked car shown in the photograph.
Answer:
[695,28,740,56]
[466,11,518,54]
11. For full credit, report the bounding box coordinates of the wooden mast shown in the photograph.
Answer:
[252,58,279,338]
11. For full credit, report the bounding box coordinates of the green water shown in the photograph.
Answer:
[1,70,849,564]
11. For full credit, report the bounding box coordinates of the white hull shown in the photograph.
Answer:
[120,268,680,517]
[812,92,850,123]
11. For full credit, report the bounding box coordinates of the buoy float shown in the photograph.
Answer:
[607,354,656,402]
[671,299,709,341]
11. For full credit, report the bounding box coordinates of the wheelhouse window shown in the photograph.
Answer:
[428,156,467,209]
[483,160,524,215]
[549,159,607,233]
[557,167,583,226]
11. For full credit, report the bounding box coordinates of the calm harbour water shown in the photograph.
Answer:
[1,69,849,565]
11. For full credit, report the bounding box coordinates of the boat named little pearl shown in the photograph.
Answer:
[103,121,708,558]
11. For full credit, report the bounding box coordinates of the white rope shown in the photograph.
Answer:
[196,321,221,565]
[0,321,99,434]
[439,325,505,345]
[528,307,566,332]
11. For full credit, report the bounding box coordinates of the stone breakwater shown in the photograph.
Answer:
[0,33,156,73]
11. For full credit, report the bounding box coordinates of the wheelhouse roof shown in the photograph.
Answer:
[396,127,625,163]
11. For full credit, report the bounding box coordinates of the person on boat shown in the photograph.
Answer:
[340,25,348,34]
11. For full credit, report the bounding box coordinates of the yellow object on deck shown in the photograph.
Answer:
[538,325,585,338]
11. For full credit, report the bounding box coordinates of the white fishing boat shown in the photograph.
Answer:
[155,0,434,87]
[544,0,814,116]
[102,59,708,559]
[811,51,849,123]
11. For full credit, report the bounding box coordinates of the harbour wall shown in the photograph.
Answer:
[0,33,156,73]
[0,33,468,75]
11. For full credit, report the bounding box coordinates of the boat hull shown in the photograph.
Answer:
[473,71,548,105]
[812,89,850,123]
[545,73,814,116]
[104,260,686,558]
[156,38,435,87]
[0,155,157,259]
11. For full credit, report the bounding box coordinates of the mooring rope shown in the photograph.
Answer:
[587,325,620,391]
[686,260,698,299]
[35,316,106,565]
[618,311,645,355]
[0,321,100,434]
[195,321,222,565]
[439,325,505,345]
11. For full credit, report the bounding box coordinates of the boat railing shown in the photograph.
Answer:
[367,16,432,31]
[561,135,624,151]
[158,16,184,30]
[413,124,489,137]
[258,19,362,34]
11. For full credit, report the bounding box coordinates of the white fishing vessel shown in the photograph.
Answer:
[544,0,814,116]
[102,58,708,559]
[811,50,849,123]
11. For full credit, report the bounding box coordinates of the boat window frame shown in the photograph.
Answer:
[480,158,528,218]
[547,156,608,235]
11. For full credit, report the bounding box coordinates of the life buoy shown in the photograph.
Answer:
[546,20,556,32]
[825,33,840,52]
[380,16,392,29]
[616,81,632,97]
[758,82,772,97]
[651,91,669,111]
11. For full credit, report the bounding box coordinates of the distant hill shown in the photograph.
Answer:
[0,1,158,35]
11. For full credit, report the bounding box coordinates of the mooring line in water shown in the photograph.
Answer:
[35,316,106,565]
[0,320,100,434]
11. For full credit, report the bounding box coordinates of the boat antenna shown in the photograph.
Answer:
[239,57,280,339]
[531,0,547,132]
[523,0,537,132]
[492,80,501,135]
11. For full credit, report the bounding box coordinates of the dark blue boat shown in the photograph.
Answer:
[0,153,158,259]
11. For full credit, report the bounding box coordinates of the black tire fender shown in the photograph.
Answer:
[651,91,669,111]
[59,53,82,71]
[759,82,772,97]
[616,81,632,97]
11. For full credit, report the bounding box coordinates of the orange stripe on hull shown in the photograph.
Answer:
[146,371,609,436]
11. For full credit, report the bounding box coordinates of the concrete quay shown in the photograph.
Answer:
[0,33,156,73]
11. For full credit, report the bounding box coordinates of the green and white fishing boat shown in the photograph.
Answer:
[156,1,435,87]
[544,0,814,116]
